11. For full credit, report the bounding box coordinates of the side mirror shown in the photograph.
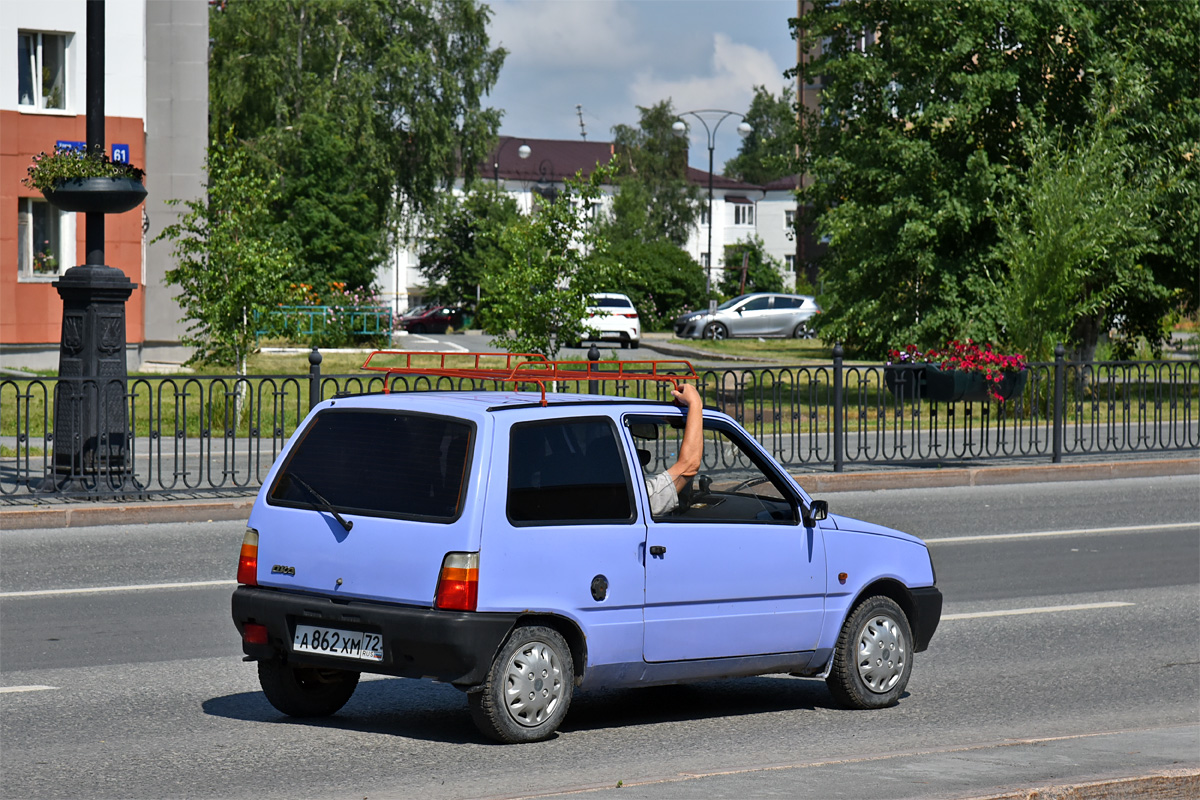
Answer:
[803,499,828,527]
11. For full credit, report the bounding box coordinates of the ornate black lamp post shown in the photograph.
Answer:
[492,138,531,186]
[46,0,141,488]
[672,110,752,295]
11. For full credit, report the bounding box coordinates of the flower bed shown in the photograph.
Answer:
[886,341,1027,402]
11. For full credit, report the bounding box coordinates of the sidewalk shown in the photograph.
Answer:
[2,454,1194,530]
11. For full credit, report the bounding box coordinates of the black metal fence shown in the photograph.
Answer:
[2,347,1196,501]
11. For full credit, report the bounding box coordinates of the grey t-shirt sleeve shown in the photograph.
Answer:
[646,470,678,516]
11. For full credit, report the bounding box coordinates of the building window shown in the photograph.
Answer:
[18,31,68,110]
[701,252,710,268]
[785,254,796,271]
[734,204,754,226]
[18,198,73,279]
[699,207,710,226]
[785,208,796,228]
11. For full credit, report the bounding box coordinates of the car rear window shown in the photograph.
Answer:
[507,418,634,525]
[592,296,633,308]
[268,409,473,522]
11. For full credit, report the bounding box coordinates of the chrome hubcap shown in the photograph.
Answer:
[855,614,906,693]
[503,640,564,727]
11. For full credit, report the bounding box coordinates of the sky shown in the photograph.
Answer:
[485,0,800,172]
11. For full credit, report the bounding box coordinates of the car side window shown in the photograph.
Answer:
[776,296,803,309]
[628,415,798,525]
[507,418,635,525]
[742,296,771,312]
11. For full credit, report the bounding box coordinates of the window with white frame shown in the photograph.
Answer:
[734,204,754,226]
[18,31,69,110]
[785,254,796,271]
[785,208,796,228]
[18,198,74,279]
[699,206,710,226]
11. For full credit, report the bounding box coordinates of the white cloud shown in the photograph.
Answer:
[488,0,650,69]
[630,33,784,112]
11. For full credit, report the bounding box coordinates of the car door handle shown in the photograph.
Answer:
[649,545,666,557]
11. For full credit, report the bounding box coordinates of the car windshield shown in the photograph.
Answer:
[268,409,473,521]
[717,295,751,311]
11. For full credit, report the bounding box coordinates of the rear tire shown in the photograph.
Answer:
[469,626,574,743]
[826,596,912,709]
[792,321,815,339]
[258,658,360,717]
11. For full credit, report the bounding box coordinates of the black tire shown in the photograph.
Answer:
[703,322,728,341]
[621,340,630,349]
[258,658,360,717]
[469,626,574,743]
[826,596,913,710]
[792,321,815,339]
[631,340,640,349]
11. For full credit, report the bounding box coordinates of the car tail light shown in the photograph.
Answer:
[621,313,638,319]
[237,528,259,586]
[435,552,479,611]
[243,622,268,645]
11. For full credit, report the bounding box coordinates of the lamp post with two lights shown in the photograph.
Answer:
[672,110,752,295]
[492,138,531,186]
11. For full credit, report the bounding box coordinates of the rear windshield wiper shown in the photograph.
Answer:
[287,474,353,532]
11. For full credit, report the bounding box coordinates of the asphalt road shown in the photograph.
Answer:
[1,475,1197,799]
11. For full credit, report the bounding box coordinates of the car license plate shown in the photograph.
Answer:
[293,624,384,662]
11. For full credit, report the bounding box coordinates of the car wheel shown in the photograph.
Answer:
[621,340,630,349]
[631,340,640,349]
[703,322,728,341]
[258,658,360,717]
[792,321,815,339]
[826,596,913,710]
[468,626,574,743]
[412,323,426,334]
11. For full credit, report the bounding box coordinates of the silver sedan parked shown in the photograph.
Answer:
[674,293,820,340]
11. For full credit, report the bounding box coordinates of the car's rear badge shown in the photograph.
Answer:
[271,564,296,576]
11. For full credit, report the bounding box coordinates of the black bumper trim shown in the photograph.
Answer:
[909,586,943,652]
[231,586,520,686]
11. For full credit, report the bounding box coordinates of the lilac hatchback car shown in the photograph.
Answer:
[232,358,941,743]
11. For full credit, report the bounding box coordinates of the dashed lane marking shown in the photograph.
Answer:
[0,685,58,694]
[0,579,237,598]
[942,601,1135,620]
[925,521,1197,544]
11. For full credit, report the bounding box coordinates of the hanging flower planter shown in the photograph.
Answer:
[42,176,147,214]
[23,146,146,214]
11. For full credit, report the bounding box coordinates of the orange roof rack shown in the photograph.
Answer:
[360,351,697,406]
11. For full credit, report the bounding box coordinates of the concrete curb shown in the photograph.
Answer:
[2,458,1195,530]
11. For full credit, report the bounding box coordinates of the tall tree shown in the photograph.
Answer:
[208,0,506,290]
[482,161,628,358]
[793,0,1198,358]
[724,86,798,184]
[608,101,701,247]
[417,185,520,314]
[155,134,295,372]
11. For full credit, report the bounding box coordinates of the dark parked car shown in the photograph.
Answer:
[399,305,463,334]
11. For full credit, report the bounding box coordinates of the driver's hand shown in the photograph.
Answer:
[671,383,702,407]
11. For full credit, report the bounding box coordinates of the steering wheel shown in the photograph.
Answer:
[731,476,771,493]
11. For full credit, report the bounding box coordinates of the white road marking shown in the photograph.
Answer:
[942,601,1135,621]
[0,579,237,598]
[0,685,57,694]
[925,521,1197,544]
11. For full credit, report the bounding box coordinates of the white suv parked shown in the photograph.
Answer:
[582,293,641,349]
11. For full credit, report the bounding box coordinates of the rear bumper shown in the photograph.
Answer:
[232,586,520,686]
[909,586,943,652]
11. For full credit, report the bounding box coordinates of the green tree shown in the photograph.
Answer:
[591,240,707,331]
[608,101,701,247]
[208,0,506,289]
[1000,76,1160,362]
[719,236,785,297]
[482,161,628,357]
[417,186,520,315]
[792,0,1198,357]
[155,134,296,372]
[724,86,798,184]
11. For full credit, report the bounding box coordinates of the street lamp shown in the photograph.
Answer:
[492,138,531,186]
[672,110,752,295]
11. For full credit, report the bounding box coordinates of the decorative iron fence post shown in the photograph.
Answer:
[588,343,600,395]
[833,343,844,473]
[308,347,322,411]
[1052,343,1065,463]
